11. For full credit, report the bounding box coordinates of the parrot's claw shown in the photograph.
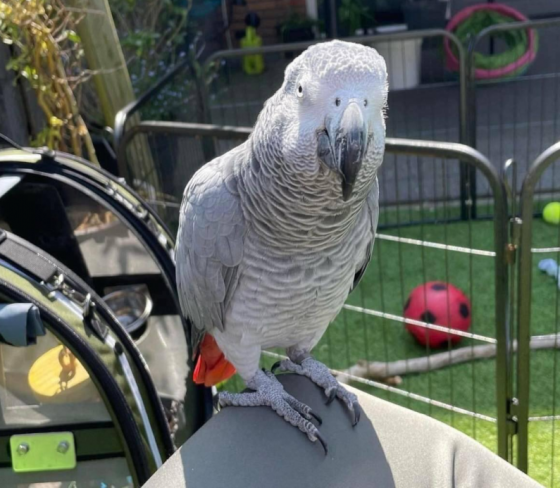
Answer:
[274,357,362,427]
[351,402,361,427]
[315,429,329,455]
[217,369,327,453]
[309,410,323,426]
[212,393,221,412]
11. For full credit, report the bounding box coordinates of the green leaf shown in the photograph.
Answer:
[67,30,81,43]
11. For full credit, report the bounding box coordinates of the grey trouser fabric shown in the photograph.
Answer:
[144,375,542,487]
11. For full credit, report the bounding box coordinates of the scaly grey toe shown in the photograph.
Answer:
[217,369,327,453]
[275,357,361,426]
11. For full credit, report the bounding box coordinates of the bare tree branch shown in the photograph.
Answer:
[336,335,560,385]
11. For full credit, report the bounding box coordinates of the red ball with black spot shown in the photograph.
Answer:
[404,282,471,348]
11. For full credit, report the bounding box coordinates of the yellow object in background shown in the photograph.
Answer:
[543,202,560,225]
[29,345,96,403]
[241,26,264,75]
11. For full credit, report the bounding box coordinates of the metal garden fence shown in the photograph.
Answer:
[117,123,560,488]
[201,30,467,141]
[114,29,467,143]
[114,17,560,220]
[117,120,513,461]
[114,29,474,222]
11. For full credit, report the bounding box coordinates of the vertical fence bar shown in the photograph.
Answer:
[463,35,479,221]
[509,214,517,459]
[517,163,537,474]
[457,34,474,222]
[503,158,518,464]
[493,162,510,461]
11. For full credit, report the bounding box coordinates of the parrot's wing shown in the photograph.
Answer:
[352,177,379,291]
[176,150,245,353]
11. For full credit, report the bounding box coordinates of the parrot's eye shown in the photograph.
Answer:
[364,99,368,107]
[297,85,303,98]
[335,98,341,107]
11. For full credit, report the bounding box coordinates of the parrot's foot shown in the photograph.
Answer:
[216,369,327,453]
[272,357,361,426]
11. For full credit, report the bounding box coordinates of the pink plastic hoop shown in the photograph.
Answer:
[444,4,537,80]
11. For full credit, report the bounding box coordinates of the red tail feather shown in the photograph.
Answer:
[193,334,236,387]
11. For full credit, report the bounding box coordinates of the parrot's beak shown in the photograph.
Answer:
[336,102,367,201]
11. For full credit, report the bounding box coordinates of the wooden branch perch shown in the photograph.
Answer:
[336,334,560,385]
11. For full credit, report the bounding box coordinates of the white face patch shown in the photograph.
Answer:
[287,41,388,134]
[253,40,388,180]
[292,63,387,162]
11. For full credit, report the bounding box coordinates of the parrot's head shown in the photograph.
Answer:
[257,40,388,202]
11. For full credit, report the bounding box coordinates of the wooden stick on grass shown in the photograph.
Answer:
[336,334,560,385]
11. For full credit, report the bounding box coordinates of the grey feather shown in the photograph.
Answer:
[176,145,247,353]
[352,178,379,292]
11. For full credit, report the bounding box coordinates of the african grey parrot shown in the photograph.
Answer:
[176,40,388,452]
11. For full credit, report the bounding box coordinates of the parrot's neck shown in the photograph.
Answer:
[237,140,376,253]
[240,95,382,252]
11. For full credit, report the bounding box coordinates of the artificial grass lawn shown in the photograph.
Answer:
[222,215,560,487]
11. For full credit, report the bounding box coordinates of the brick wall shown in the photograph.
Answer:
[229,0,308,47]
